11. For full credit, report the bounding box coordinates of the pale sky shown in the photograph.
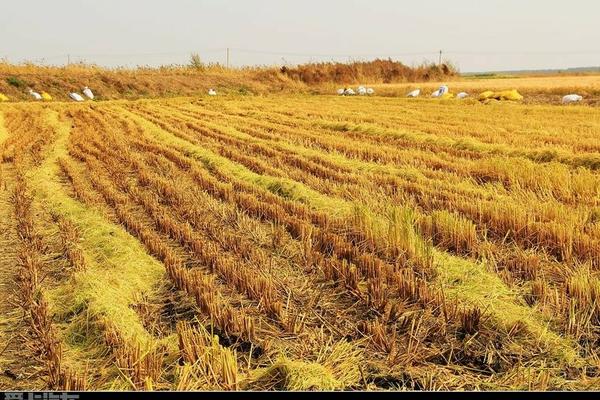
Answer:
[1,0,599,72]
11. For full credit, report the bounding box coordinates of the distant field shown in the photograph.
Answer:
[2,62,599,105]
[0,60,453,102]
[0,96,599,391]
[365,74,600,105]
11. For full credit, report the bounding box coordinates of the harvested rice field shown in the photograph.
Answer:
[0,95,599,391]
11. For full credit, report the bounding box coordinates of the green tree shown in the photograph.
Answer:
[189,53,206,71]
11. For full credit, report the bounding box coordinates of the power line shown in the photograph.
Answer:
[3,47,600,68]
[5,48,600,61]
[3,49,227,61]
[217,47,600,59]
[445,50,600,56]
[73,49,226,58]
[229,48,438,58]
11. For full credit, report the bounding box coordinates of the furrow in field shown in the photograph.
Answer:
[0,109,48,390]
[112,102,587,380]
[4,97,597,390]
[220,96,600,154]
[84,108,442,354]
[138,102,600,270]
[180,99,600,205]
[195,96,600,170]
[63,107,382,387]
[25,107,201,390]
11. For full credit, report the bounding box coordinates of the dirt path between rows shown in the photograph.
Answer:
[0,146,44,389]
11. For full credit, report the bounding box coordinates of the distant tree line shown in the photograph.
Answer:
[279,59,457,84]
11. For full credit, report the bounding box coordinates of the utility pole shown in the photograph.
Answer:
[67,54,71,65]
[438,50,443,66]
[226,48,230,69]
